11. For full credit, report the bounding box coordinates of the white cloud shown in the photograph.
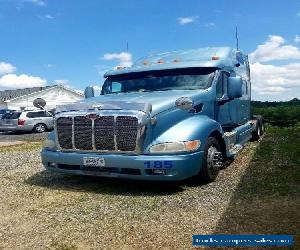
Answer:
[249,35,300,99]
[294,35,300,43]
[27,0,46,6]
[54,79,70,85]
[44,14,53,19]
[0,74,46,89]
[44,63,54,68]
[0,62,16,75]
[102,52,133,67]
[203,22,216,28]
[177,16,198,25]
[250,62,300,95]
[249,35,300,62]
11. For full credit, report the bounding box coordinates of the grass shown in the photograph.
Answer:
[238,125,300,198]
[0,141,43,152]
[214,125,300,249]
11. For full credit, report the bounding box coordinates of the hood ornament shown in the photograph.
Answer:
[91,104,103,110]
[85,113,99,120]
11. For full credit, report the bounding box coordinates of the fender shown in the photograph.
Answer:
[149,115,223,151]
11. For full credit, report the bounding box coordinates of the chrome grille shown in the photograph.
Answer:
[94,116,115,150]
[56,114,140,152]
[56,117,73,149]
[74,116,93,150]
[116,116,138,151]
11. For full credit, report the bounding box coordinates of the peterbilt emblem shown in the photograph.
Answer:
[85,113,99,120]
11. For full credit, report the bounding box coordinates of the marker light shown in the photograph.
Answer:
[157,59,164,64]
[211,56,220,60]
[149,140,200,153]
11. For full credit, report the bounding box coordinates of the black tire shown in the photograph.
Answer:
[199,137,224,183]
[33,123,47,133]
[251,115,264,141]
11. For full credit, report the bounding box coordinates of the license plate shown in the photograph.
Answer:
[83,157,105,167]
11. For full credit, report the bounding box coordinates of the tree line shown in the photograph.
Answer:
[251,98,300,127]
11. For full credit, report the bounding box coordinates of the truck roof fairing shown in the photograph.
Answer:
[104,47,247,78]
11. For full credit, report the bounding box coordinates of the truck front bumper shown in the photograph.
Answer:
[41,149,203,181]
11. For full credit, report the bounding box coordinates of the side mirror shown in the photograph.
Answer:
[84,86,95,99]
[228,77,243,99]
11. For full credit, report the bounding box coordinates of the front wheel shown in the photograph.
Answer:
[199,137,224,183]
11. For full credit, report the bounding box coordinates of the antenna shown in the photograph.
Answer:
[126,41,129,52]
[235,26,239,51]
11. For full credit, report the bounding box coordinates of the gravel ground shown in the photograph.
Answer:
[0,131,49,142]
[0,141,259,249]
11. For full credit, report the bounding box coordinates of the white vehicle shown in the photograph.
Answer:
[0,110,54,133]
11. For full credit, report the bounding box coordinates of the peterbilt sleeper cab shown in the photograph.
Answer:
[41,47,264,183]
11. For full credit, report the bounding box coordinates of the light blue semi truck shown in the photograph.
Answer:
[41,47,264,183]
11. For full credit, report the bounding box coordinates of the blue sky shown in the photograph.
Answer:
[0,0,300,100]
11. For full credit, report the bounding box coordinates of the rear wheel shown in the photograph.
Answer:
[251,115,264,141]
[199,137,224,183]
[33,123,47,133]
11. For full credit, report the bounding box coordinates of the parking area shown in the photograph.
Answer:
[0,128,298,249]
[0,139,258,249]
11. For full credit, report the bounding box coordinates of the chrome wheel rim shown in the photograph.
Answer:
[258,125,262,137]
[207,146,223,175]
[36,124,45,132]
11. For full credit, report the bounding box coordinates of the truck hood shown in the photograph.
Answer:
[82,90,199,116]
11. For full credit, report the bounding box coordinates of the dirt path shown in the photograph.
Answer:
[0,141,259,249]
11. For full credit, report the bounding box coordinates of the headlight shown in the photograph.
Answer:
[149,140,200,153]
[43,139,56,149]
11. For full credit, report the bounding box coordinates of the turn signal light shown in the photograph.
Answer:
[185,140,200,151]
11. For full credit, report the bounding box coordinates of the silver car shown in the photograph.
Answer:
[0,110,54,133]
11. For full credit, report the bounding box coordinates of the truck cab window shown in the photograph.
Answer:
[242,80,248,95]
[216,72,228,98]
[102,68,217,94]
[111,82,122,93]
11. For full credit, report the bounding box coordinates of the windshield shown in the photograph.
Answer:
[102,67,216,94]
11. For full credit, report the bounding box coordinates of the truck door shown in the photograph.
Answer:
[216,71,234,126]
[239,79,250,124]
[216,71,247,127]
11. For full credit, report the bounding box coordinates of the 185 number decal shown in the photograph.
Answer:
[144,161,174,169]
